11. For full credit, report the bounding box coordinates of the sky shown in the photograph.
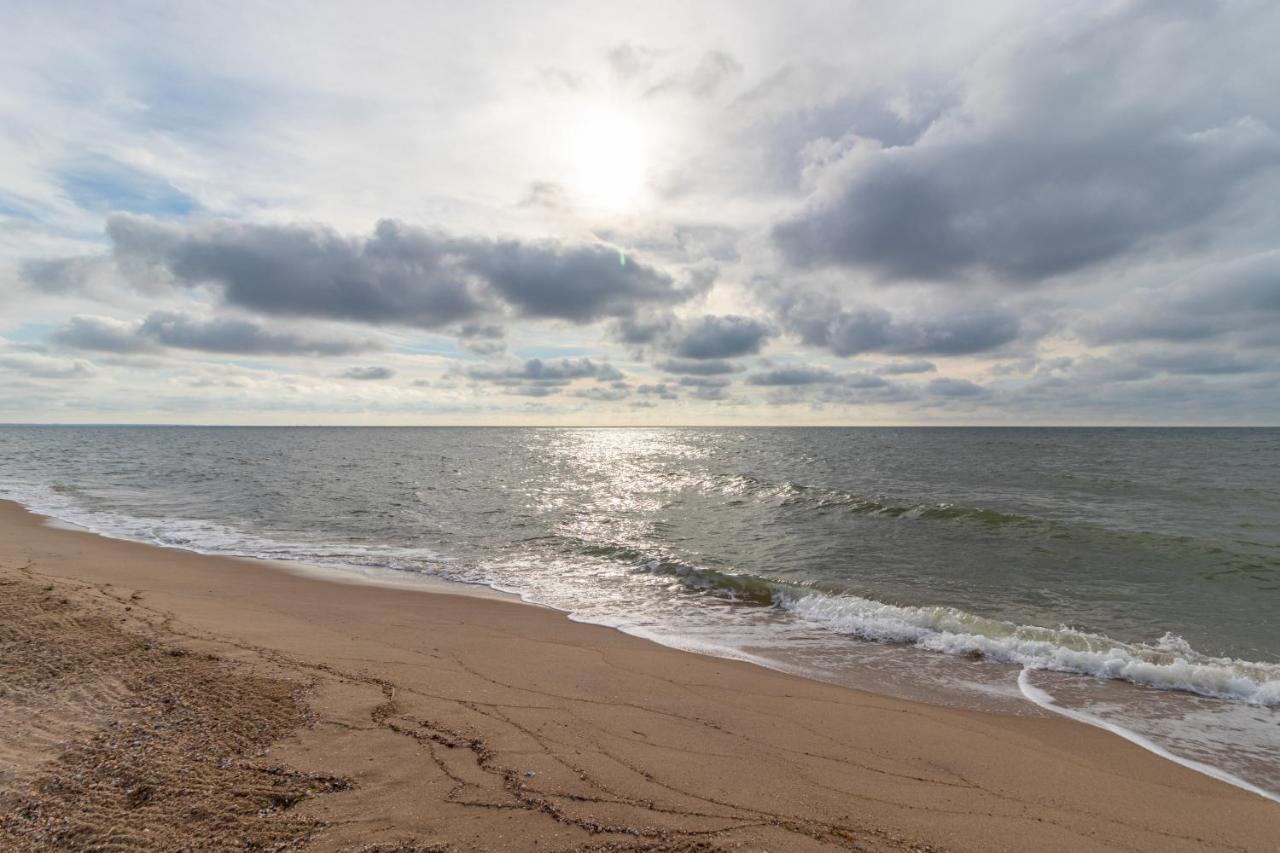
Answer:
[2,0,1278,425]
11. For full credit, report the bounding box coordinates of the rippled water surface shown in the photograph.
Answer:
[1,426,1276,795]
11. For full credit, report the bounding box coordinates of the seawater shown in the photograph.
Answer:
[1,426,1276,797]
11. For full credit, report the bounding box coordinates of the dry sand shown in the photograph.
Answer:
[0,499,1275,852]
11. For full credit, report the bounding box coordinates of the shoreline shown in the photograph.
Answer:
[12,493,1280,799]
[1,499,1276,850]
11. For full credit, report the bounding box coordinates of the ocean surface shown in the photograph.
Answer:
[1,426,1276,797]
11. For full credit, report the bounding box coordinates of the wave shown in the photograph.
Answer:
[705,473,1280,574]
[637,558,779,605]
[778,591,1280,706]
[708,473,1053,529]
[632,550,1280,706]
[1018,671,1280,804]
[0,479,456,579]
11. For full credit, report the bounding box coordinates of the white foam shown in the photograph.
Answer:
[1018,669,1280,803]
[0,480,508,600]
[779,591,1280,706]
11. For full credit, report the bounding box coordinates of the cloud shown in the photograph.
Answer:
[783,299,1021,357]
[140,312,375,356]
[342,366,394,380]
[928,377,985,397]
[572,384,631,402]
[746,366,840,386]
[669,315,773,359]
[654,358,741,375]
[518,180,572,212]
[51,316,153,354]
[636,383,678,400]
[875,359,936,375]
[0,350,96,379]
[1131,348,1270,376]
[102,215,480,327]
[772,5,1280,285]
[677,375,730,388]
[456,322,506,355]
[466,357,622,384]
[747,366,889,388]
[646,50,743,99]
[465,237,687,322]
[462,357,625,397]
[1081,251,1280,345]
[52,216,695,332]
[611,314,675,346]
[52,312,377,356]
[21,256,114,294]
[607,43,659,80]
[7,2,1280,424]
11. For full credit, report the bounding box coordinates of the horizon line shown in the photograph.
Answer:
[2,422,1277,429]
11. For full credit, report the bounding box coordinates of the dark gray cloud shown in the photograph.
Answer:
[636,383,678,400]
[52,316,152,354]
[676,375,730,388]
[783,299,1021,357]
[1081,251,1280,345]
[103,215,480,327]
[61,215,694,331]
[747,366,889,388]
[140,312,375,356]
[1131,348,1270,376]
[772,4,1280,285]
[688,385,728,401]
[928,378,986,397]
[456,322,506,355]
[746,366,839,386]
[998,357,1280,423]
[467,239,687,322]
[844,372,891,389]
[52,312,377,356]
[20,256,110,294]
[610,313,675,346]
[655,358,741,375]
[463,357,624,397]
[669,315,773,359]
[875,359,936,375]
[342,366,394,381]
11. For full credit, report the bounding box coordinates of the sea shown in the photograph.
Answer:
[0,425,1276,799]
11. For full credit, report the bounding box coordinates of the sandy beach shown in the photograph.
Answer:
[0,499,1275,852]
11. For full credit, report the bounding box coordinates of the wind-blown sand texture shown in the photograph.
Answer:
[0,500,1276,852]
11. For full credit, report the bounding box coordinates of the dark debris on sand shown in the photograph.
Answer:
[0,571,351,852]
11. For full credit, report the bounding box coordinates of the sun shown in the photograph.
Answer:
[565,104,652,213]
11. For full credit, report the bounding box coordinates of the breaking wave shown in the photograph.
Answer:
[634,550,1280,707]
[778,591,1280,706]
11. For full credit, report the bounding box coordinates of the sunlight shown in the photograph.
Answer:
[565,103,652,213]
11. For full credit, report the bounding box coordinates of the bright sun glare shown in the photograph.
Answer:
[566,104,651,213]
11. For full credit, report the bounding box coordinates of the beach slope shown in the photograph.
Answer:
[0,500,1275,851]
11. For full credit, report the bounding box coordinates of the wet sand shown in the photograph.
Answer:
[1,500,1276,851]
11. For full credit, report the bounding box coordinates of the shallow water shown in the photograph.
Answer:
[1,425,1276,795]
